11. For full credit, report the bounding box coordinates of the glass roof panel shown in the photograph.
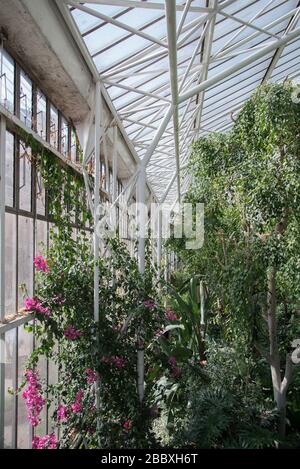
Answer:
[68,0,300,201]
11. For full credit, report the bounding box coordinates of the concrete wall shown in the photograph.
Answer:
[0,0,148,186]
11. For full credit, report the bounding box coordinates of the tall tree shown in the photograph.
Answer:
[175,83,300,438]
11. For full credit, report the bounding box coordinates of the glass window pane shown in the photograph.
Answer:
[36,219,48,256]
[18,216,33,311]
[36,172,46,217]
[0,50,15,113]
[34,340,47,437]
[70,128,77,162]
[5,212,17,318]
[36,90,47,140]
[19,143,32,212]
[4,329,15,448]
[50,105,58,149]
[60,116,69,157]
[20,70,32,128]
[17,325,32,448]
[5,131,14,207]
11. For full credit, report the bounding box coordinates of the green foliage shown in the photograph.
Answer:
[166,277,206,359]
[24,232,171,449]
[19,128,93,232]
[167,82,300,443]
[171,344,278,449]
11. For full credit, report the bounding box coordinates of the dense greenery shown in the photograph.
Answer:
[17,82,300,449]
[168,82,300,445]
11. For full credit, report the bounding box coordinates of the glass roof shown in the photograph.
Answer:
[65,0,300,203]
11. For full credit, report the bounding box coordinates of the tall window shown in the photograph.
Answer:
[0,49,15,113]
[5,131,14,207]
[50,104,58,149]
[60,116,69,157]
[20,70,32,128]
[19,142,32,212]
[36,90,47,140]
[70,128,77,162]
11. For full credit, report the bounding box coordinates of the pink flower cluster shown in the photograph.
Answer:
[57,404,68,422]
[85,368,97,384]
[64,325,81,341]
[22,369,46,427]
[144,299,155,310]
[123,420,132,432]
[34,256,49,273]
[24,297,50,317]
[32,433,57,449]
[71,389,84,414]
[111,356,126,369]
[168,356,182,379]
[101,355,126,369]
[165,309,178,321]
[52,294,65,306]
[168,356,177,367]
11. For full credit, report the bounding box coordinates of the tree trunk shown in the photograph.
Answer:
[266,267,293,439]
[199,280,206,362]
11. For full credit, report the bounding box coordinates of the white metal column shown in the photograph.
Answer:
[94,82,102,443]
[94,81,101,323]
[137,164,146,404]
[0,115,6,449]
[157,205,162,280]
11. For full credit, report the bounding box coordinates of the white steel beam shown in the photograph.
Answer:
[212,8,299,62]
[102,10,211,79]
[194,0,217,137]
[219,10,280,39]
[94,81,101,324]
[112,124,118,203]
[262,5,300,83]
[71,0,213,12]
[93,81,102,443]
[0,115,6,450]
[213,0,274,59]
[137,165,146,403]
[179,26,300,104]
[165,0,181,202]
[176,0,193,38]
[68,1,168,48]
[0,116,5,322]
[104,79,171,103]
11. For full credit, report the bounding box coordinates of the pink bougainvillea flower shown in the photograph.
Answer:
[85,368,97,384]
[70,388,84,414]
[71,402,82,414]
[165,309,178,321]
[22,369,45,427]
[33,256,49,273]
[155,328,164,338]
[143,299,155,310]
[123,420,132,433]
[64,325,81,341]
[171,366,182,379]
[32,433,58,449]
[56,404,68,422]
[111,356,126,369]
[75,389,84,402]
[168,356,177,367]
[52,294,65,305]
[24,297,51,317]
[100,356,110,364]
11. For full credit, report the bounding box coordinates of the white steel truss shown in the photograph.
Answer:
[60,0,300,205]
